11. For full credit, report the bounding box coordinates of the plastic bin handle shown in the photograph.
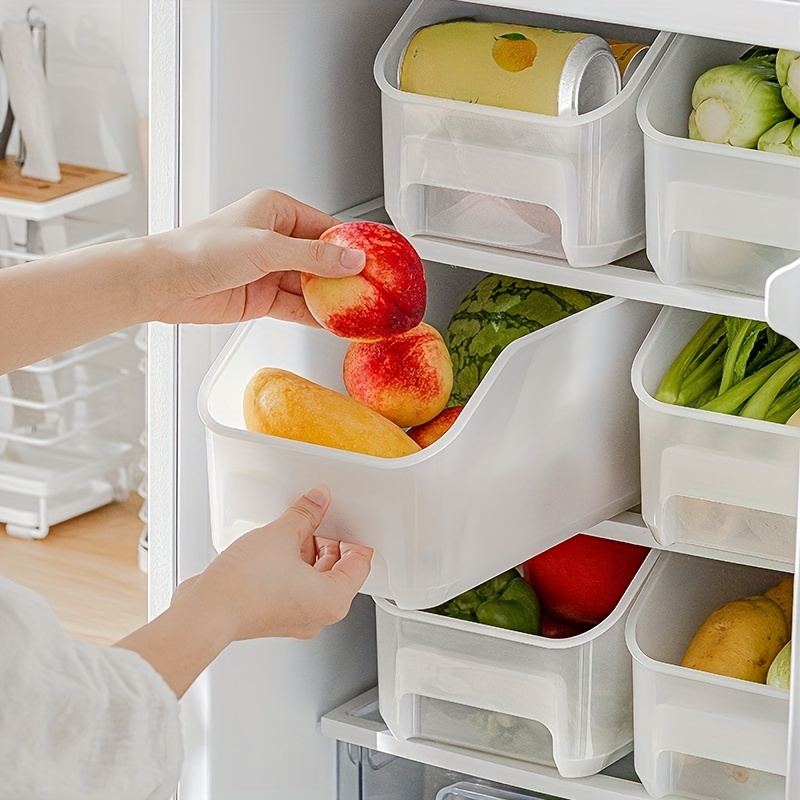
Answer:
[655,703,787,777]
[403,135,570,212]
[658,444,798,522]
[395,644,558,726]
[666,182,800,252]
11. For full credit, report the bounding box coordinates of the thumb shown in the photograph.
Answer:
[256,229,365,278]
[279,485,332,550]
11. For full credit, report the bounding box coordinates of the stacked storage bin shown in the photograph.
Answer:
[0,333,136,539]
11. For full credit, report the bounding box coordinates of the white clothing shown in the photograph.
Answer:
[0,575,182,800]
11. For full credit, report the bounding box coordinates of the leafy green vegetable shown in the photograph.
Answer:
[689,60,793,148]
[758,117,800,157]
[656,313,800,426]
[720,318,767,395]
[776,49,800,117]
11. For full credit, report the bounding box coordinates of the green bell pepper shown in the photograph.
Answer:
[427,570,541,635]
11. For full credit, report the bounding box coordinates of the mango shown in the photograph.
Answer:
[243,368,420,459]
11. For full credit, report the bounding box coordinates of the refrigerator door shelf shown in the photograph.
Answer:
[199,296,659,610]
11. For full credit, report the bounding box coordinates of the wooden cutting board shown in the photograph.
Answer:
[0,156,127,203]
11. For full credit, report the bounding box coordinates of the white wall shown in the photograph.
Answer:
[0,0,149,233]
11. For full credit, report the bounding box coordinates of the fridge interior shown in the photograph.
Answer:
[150,1,800,799]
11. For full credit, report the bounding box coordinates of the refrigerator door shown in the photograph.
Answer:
[149,1,410,797]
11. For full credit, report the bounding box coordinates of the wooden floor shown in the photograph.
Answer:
[0,496,148,645]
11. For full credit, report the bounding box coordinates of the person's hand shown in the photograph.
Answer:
[146,189,366,326]
[171,484,373,642]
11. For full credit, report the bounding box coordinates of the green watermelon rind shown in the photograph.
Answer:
[445,276,608,406]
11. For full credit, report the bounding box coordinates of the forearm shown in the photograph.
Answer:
[114,590,233,700]
[0,236,160,373]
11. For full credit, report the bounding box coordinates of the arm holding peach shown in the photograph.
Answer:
[0,189,366,373]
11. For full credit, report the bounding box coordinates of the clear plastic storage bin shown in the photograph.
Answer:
[376,0,672,267]
[625,552,789,800]
[436,783,550,800]
[632,306,800,564]
[199,297,658,610]
[375,550,658,778]
[638,35,800,296]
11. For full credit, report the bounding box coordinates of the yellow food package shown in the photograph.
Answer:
[680,595,788,683]
[243,368,421,459]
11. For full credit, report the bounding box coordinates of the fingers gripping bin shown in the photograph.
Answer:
[632,307,800,564]
[376,0,672,267]
[375,551,658,778]
[625,553,789,799]
[638,35,800,296]
[199,297,659,610]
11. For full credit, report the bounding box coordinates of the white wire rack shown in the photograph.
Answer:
[0,331,138,540]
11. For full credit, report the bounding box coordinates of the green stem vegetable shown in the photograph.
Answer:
[758,117,800,157]
[676,338,727,407]
[719,318,767,395]
[741,350,800,420]
[700,351,797,415]
[655,315,725,405]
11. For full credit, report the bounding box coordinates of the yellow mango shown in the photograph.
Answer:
[244,368,421,458]
[681,595,788,683]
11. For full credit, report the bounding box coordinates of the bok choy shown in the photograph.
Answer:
[689,55,793,148]
[655,315,800,424]
[776,49,800,116]
[758,117,800,157]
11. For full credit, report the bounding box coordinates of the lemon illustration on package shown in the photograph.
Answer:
[445,275,607,406]
[492,32,537,72]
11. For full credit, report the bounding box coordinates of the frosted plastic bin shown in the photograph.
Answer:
[376,0,672,267]
[625,552,789,799]
[638,35,800,296]
[198,297,658,610]
[375,550,658,778]
[632,306,800,564]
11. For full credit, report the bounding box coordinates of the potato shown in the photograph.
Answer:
[764,576,793,630]
[244,368,421,458]
[681,595,789,683]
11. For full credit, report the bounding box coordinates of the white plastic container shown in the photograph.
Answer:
[633,306,800,564]
[638,35,800,296]
[436,782,551,800]
[376,0,672,267]
[375,550,658,778]
[199,297,658,610]
[625,552,789,799]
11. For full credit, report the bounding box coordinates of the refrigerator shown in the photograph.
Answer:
[146,1,800,799]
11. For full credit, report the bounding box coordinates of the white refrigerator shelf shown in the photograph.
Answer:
[337,199,796,322]
[460,0,800,51]
[322,689,685,800]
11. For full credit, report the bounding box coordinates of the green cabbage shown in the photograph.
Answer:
[689,60,793,148]
[776,50,800,117]
[758,117,800,157]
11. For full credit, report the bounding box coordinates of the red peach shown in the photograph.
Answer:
[343,323,453,428]
[301,221,426,341]
[407,405,464,448]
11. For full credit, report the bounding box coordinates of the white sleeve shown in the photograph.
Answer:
[0,576,183,800]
